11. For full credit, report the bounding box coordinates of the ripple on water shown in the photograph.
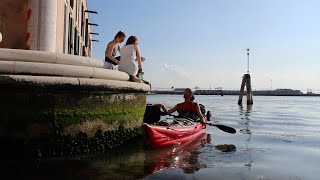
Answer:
[144,95,320,180]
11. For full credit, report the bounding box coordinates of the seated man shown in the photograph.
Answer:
[157,88,206,123]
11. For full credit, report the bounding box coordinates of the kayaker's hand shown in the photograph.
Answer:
[199,116,206,124]
[200,121,207,127]
[155,104,163,108]
[138,69,143,74]
[157,104,167,113]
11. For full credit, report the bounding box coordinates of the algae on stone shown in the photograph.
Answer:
[215,144,236,152]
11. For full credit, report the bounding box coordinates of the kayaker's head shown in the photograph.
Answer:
[184,88,194,101]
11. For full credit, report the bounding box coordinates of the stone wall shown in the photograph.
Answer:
[0,0,28,49]
[0,78,146,139]
[0,74,149,158]
[0,90,146,138]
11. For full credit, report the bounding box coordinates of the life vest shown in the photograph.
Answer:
[177,101,198,116]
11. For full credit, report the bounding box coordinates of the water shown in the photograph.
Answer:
[1,95,320,180]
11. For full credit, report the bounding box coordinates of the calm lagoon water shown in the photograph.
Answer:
[1,95,320,180]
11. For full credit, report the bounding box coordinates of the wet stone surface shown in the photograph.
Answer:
[214,144,237,152]
[0,127,142,159]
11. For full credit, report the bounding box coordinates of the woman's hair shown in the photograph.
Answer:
[185,88,195,101]
[185,88,193,96]
[125,36,138,45]
[114,31,126,39]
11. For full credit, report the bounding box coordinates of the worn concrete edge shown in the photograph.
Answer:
[0,74,151,92]
[0,60,130,81]
[0,48,109,68]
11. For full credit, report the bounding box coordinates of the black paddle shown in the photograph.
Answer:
[204,123,236,134]
[160,111,236,134]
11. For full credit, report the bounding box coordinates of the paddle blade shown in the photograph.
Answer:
[206,123,236,134]
[206,111,212,121]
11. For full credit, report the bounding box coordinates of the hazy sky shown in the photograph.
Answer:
[88,0,320,91]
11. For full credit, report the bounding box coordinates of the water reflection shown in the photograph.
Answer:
[0,137,147,180]
[144,133,210,176]
[0,134,210,179]
[238,105,253,170]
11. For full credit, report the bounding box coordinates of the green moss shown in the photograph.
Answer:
[45,104,146,128]
[0,92,146,136]
[215,144,236,152]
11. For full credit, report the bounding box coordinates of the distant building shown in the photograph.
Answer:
[0,0,93,57]
[193,88,304,96]
[174,88,186,92]
[273,89,303,95]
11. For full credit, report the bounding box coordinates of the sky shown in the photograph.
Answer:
[88,0,320,92]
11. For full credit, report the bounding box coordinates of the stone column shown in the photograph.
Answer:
[27,0,57,52]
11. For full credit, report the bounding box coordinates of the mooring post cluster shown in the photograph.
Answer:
[238,48,253,105]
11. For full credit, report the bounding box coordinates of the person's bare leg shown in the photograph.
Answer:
[132,75,142,83]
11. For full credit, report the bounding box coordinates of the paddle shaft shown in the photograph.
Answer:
[167,114,236,134]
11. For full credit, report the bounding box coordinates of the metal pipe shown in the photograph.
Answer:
[246,48,250,74]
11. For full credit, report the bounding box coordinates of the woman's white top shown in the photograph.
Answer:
[119,44,139,75]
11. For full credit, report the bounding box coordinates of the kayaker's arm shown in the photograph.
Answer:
[158,104,177,114]
[195,103,205,123]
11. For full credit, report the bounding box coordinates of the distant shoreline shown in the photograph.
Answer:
[150,90,320,97]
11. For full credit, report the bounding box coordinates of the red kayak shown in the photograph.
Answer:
[143,118,207,148]
[143,104,209,148]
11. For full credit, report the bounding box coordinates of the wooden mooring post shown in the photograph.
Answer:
[238,73,253,105]
[238,49,253,105]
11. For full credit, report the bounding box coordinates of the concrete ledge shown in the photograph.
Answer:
[0,60,130,81]
[0,49,150,155]
[0,48,108,68]
[79,78,150,92]
[0,74,151,92]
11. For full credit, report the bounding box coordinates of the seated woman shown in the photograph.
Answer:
[119,36,146,83]
[104,31,126,69]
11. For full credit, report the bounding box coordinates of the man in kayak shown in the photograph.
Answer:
[157,88,206,123]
